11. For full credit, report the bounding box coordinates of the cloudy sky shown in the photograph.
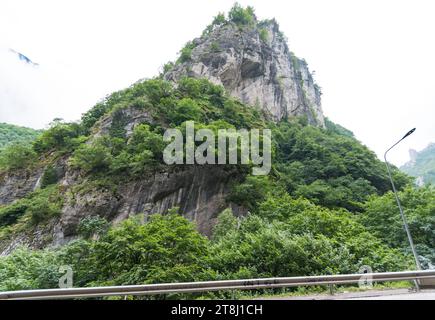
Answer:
[0,0,434,166]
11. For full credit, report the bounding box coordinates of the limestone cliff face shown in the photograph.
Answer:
[165,20,324,127]
[0,170,43,206]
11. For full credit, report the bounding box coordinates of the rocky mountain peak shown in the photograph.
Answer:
[164,15,325,127]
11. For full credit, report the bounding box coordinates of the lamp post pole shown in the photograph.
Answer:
[384,129,422,278]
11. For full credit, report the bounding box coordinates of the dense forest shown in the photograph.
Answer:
[0,123,41,150]
[0,4,433,297]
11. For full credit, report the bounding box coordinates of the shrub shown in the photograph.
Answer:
[77,216,109,239]
[0,185,63,227]
[33,121,83,153]
[162,61,175,74]
[0,202,28,227]
[212,13,226,26]
[40,165,59,188]
[202,13,227,37]
[259,28,268,42]
[128,124,165,160]
[228,3,256,26]
[84,214,210,285]
[228,176,273,211]
[178,42,196,64]
[210,41,220,52]
[210,203,410,278]
[211,209,239,241]
[70,138,113,173]
[0,247,63,291]
[81,102,110,133]
[27,185,63,225]
[109,109,129,138]
[0,143,37,171]
[169,98,203,125]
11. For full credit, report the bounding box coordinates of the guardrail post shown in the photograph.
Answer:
[328,284,334,295]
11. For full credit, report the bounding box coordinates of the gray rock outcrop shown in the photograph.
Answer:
[165,20,324,126]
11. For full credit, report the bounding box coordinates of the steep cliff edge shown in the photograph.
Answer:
[165,19,324,126]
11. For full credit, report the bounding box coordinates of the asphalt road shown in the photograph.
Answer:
[349,289,435,300]
[262,289,435,300]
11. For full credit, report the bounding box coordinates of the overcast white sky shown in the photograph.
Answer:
[0,0,434,166]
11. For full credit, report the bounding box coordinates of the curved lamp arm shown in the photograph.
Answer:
[384,128,421,272]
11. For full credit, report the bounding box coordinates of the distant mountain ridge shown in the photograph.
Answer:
[8,49,39,66]
[0,123,41,149]
[401,143,435,185]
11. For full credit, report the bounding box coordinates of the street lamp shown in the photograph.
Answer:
[384,128,422,274]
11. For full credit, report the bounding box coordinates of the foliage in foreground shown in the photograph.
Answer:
[0,198,413,292]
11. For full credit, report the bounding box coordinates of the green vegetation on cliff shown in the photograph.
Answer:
[401,143,435,185]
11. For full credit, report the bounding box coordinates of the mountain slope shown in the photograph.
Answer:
[0,123,41,149]
[401,143,435,185]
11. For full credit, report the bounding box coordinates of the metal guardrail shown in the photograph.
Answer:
[1,269,435,300]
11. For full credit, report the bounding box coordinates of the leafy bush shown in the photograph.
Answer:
[74,214,210,285]
[0,202,28,227]
[70,138,113,173]
[178,41,196,64]
[33,120,83,153]
[70,124,165,177]
[27,185,64,225]
[77,216,109,239]
[162,61,175,74]
[129,124,164,156]
[169,98,203,125]
[228,176,273,211]
[0,143,37,171]
[40,165,59,188]
[228,3,256,26]
[212,13,226,26]
[202,12,227,37]
[109,109,129,138]
[211,209,239,241]
[0,185,63,227]
[81,102,110,133]
[259,28,268,42]
[0,247,63,291]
